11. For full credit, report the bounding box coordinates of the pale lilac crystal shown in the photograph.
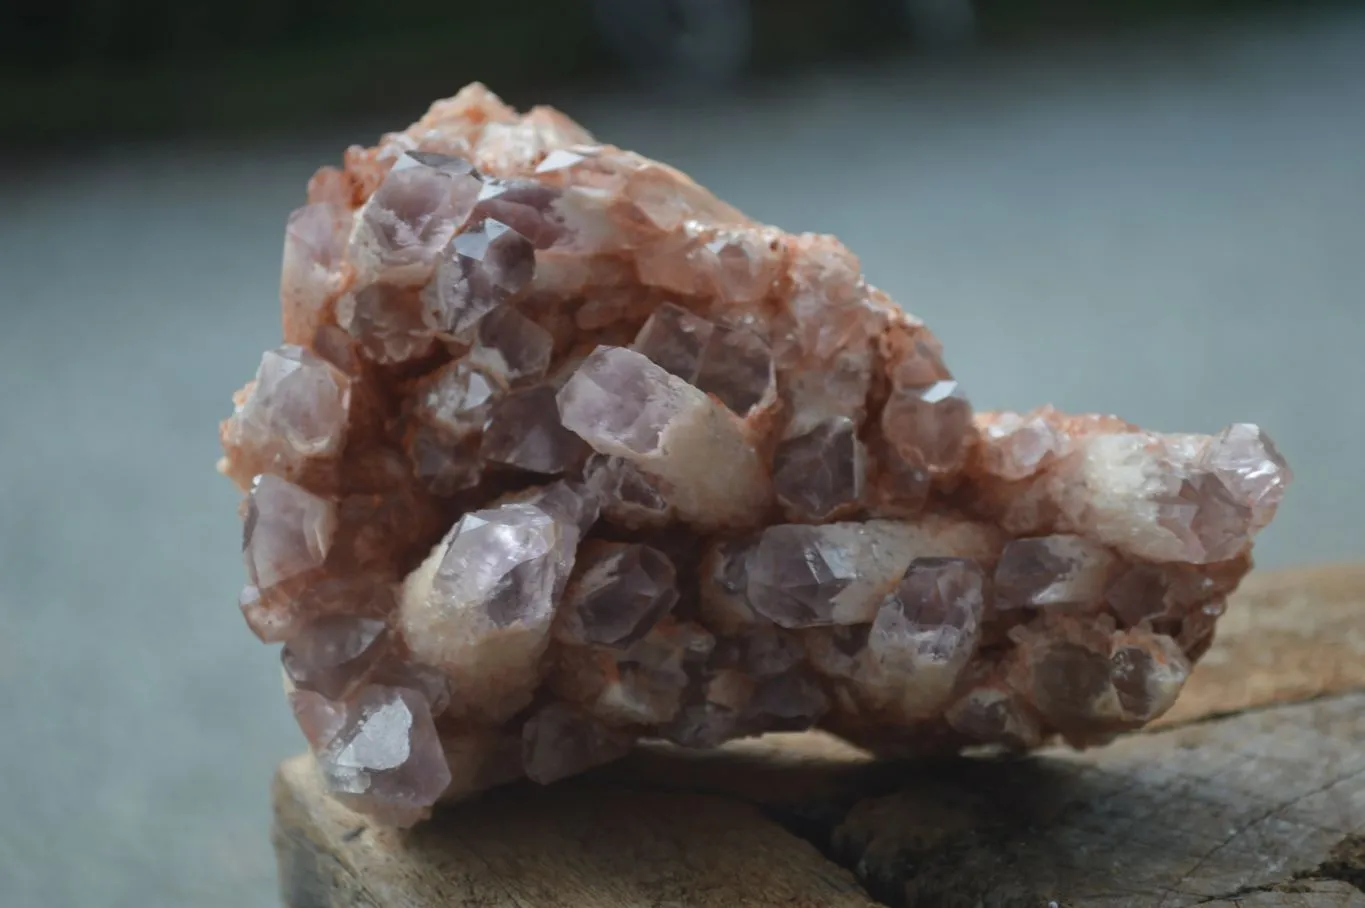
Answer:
[226,345,350,479]
[745,518,1000,628]
[1058,432,1262,565]
[406,359,499,493]
[772,417,865,521]
[281,202,352,344]
[243,475,336,600]
[481,386,589,474]
[979,409,1065,481]
[429,218,535,338]
[349,151,482,285]
[868,558,984,679]
[337,282,437,364]
[407,427,482,496]
[314,685,452,826]
[746,525,857,628]
[880,379,973,475]
[1021,636,1121,730]
[468,305,553,385]
[581,454,673,528]
[558,543,679,646]
[557,345,772,527]
[519,480,602,537]
[631,304,773,416]
[994,535,1116,609]
[557,345,685,455]
[1202,423,1292,524]
[433,504,564,629]
[1103,563,1170,626]
[398,498,583,720]
[289,689,349,751]
[470,179,565,249]
[1109,631,1189,722]
[282,615,391,700]
[413,359,498,433]
[694,323,773,416]
[632,302,713,380]
[522,703,631,785]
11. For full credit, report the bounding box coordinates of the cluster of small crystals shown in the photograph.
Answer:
[219,85,1293,826]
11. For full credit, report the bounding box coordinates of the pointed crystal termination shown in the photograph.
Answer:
[282,615,391,700]
[866,558,985,717]
[398,490,591,722]
[241,475,337,641]
[337,281,437,365]
[349,151,482,286]
[582,454,674,528]
[281,202,352,346]
[773,417,865,521]
[468,305,553,386]
[481,386,590,475]
[221,345,350,488]
[556,346,773,528]
[557,542,679,646]
[1060,429,1287,564]
[632,303,775,417]
[745,517,1002,628]
[223,85,1293,822]
[994,535,1116,609]
[311,685,453,827]
[880,379,973,476]
[429,217,536,339]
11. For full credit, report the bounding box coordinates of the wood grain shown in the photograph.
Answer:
[272,564,1365,908]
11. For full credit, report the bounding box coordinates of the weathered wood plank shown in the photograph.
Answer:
[274,755,879,908]
[830,692,1365,907]
[272,565,1365,908]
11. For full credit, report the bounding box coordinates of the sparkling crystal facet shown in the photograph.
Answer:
[773,417,865,520]
[314,685,452,826]
[559,542,679,646]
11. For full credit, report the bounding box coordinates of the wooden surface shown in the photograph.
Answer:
[273,564,1365,908]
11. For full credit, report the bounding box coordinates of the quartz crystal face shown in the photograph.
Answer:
[219,84,1292,826]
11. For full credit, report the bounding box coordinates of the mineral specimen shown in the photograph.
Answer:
[220,84,1293,826]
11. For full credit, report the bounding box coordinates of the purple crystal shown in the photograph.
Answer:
[481,386,590,475]
[282,615,391,700]
[560,543,679,646]
[243,475,336,601]
[745,525,857,628]
[582,454,673,527]
[470,179,565,250]
[521,703,630,784]
[995,535,1116,609]
[314,685,452,826]
[632,303,713,380]
[868,557,984,685]
[469,305,553,386]
[773,417,865,521]
[350,151,481,283]
[337,282,436,364]
[430,218,536,338]
[227,345,350,479]
[880,379,972,474]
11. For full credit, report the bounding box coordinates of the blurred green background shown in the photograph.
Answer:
[1,0,1312,142]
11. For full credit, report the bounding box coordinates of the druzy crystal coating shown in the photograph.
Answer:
[220,84,1292,826]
